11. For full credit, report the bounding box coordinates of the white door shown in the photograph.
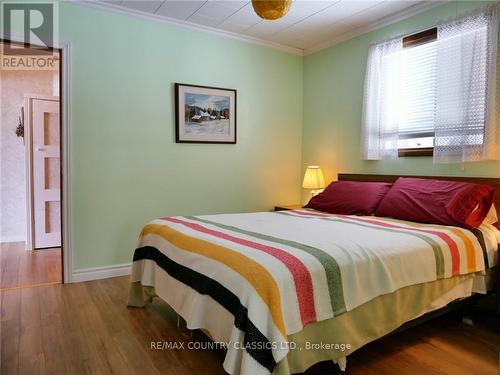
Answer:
[32,98,61,249]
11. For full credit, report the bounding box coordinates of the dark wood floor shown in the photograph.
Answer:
[0,242,61,290]
[1,275,498,375]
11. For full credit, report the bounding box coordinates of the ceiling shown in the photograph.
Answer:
[94,0,443,54]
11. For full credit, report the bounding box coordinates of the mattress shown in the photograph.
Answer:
[276,273,475,374]
[128,209,499,375]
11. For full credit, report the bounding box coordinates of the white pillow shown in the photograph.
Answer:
[482,204,498,225]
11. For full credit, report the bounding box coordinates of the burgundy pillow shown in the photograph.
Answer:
[375,177,495,228]
[304,181,392,215]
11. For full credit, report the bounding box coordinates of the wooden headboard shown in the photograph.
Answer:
[338,173,500,230]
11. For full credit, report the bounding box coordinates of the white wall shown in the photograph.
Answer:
[0,69,59,243]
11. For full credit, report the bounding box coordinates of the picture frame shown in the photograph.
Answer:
[175,83,237,144]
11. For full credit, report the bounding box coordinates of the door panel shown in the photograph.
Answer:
[32,99,61,249]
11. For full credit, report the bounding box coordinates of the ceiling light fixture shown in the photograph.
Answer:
[251,0,292,21]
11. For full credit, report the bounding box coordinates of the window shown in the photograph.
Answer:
[397,28,437,156]
[361,4,500,162]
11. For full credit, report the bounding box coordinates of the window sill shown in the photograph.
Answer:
[398,147,433,157]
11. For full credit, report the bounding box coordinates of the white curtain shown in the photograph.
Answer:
[361,37,403,160]
[433,4,500,163]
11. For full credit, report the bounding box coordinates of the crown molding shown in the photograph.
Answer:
[70,1,447,57]
[303,1,446,56]
[69,0,304,56]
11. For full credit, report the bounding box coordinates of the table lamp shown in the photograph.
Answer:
[302,166,326,197]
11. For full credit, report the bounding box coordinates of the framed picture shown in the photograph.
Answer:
[175,83,237,144]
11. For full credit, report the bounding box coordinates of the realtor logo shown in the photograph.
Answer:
[2,1,58,55]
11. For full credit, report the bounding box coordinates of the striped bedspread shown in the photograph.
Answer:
[129,209,498,375]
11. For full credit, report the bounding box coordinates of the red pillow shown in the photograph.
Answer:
[375,177,495,228]
[305,181,392,215]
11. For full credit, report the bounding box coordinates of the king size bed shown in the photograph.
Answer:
[127,174,500,375]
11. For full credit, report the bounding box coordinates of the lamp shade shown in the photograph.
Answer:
[302,166,326,189]
[251,0,292,20]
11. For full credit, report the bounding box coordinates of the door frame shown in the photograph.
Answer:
[1,35,73,283]
[24,95,61,251]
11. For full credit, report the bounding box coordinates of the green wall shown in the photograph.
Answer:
[302,1,500,202]
[58,3,303,269]
[6,1,500,271]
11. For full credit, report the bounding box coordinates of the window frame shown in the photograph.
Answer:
[398,27,437,157]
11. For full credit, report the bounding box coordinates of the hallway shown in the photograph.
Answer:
[0,242,61,290]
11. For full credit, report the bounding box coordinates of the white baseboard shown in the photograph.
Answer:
[71,263,131,283]
[0,235,26,243]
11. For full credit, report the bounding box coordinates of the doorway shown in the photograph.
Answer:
[0,41,63,289]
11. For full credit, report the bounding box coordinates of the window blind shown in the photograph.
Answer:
[398,40,437,138]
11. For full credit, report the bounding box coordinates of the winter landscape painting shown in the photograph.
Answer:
[175,83,236,144]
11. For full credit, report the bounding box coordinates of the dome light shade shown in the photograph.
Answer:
[251,0,292,20]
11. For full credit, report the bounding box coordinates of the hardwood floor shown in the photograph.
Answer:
[0,242,61,290]
[1,275,498,375]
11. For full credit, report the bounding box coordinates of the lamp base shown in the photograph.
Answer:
[310,189,324,198]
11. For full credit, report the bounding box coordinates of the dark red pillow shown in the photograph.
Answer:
[304,181,392,215]
[374,177,495,228]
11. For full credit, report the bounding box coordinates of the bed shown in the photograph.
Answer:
[128,174,500,375]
